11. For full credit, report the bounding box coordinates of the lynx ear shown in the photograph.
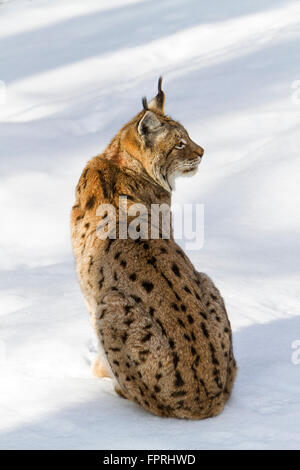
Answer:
[148,76,165,113]
[138,110,162,137]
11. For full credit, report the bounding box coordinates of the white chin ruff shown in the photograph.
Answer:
[168,166,199,191]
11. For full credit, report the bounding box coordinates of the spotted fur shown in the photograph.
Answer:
[71,79,237,419]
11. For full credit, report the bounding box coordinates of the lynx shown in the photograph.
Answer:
[71,78,237,419]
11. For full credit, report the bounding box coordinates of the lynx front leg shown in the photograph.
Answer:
[92,353,113,378]
[91,329,114,379]
[84,299,114,379]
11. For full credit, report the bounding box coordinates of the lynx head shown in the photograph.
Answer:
[121,77,204,192]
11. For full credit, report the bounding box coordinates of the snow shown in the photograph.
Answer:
[0,0,300,450]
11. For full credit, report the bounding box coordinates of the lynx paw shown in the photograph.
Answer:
[92,355,113,379]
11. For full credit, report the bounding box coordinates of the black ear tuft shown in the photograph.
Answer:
[158,76,163,93]
[148,77,165,113]
[142,96,148,110]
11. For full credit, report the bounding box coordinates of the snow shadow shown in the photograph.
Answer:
[1,316,299,449]
[0,0,289,83]
[1,31,299,178]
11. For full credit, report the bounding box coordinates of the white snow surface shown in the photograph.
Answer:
[1,0,300,450]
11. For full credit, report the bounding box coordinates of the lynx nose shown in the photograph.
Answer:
[198,146,204,158]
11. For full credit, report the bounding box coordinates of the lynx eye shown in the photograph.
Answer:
[175,139,187,150]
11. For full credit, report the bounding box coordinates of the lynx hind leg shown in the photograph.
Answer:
[115,385,128,399]
[94,292,169,409]
[224,350,238,403]
[196,272,227,310]
[196,271,237,401]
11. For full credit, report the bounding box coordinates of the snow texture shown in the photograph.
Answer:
[0,0,300,450]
